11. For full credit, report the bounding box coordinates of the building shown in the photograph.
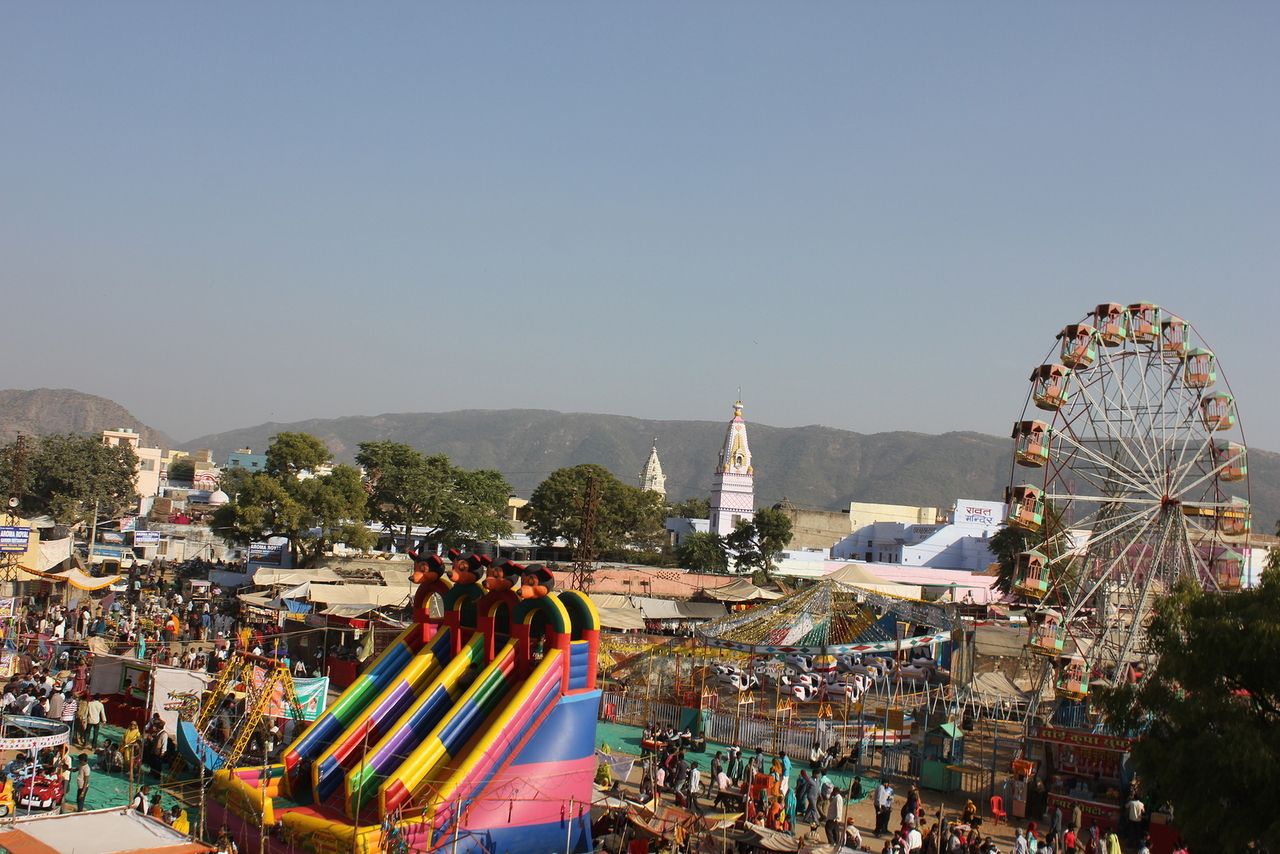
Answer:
[848,500,940,529]
[709,401,755,536]
[832,498,1002,571]
[227,447,269,472]
[638,438,667,497]
[101,428,165,508]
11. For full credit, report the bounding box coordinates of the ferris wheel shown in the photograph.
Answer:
[1004,302,1250,708]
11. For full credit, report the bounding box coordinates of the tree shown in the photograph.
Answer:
[266,432,332,479]
[0,433,138,526]
[167,458,195,484]
[725,507,793,577]
[527,464,666,557]
[669,497,710,519]
[212,433,373,565]
[355,441,512,551]
[676,531,728,572]
[1097,569,1280,851]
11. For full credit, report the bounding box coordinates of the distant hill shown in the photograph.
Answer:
[188,409,1280,530]
[0,388,174,449]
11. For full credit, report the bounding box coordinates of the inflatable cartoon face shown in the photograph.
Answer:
[450,552,490,585]
[519,564,555,600]
[485,560,522,594]
[409,550,445,585]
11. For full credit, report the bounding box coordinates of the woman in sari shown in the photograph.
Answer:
[122,721,142,773]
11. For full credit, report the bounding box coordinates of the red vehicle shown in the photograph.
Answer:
[16,769,66,811]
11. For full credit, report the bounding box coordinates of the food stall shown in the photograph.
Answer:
[1028,724,1132,830]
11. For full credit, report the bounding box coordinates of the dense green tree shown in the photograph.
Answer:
[166,458,196,484]
[725,507,793,577]
[266,432,332,479]
[213,433,373,565]
[527,464,665,556]
[676,531,728,572]
[355,441,512,551]
[0,434,138,526]
[215,465,254,500]
[1097,569,1280,851]
[669,497,710,519]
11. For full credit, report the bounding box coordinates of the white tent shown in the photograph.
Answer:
[824,563,923,599]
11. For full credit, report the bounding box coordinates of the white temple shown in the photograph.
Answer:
[709,400,756,535]
[639,438,667,497]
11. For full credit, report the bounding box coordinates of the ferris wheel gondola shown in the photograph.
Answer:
[1005,303,1250,716]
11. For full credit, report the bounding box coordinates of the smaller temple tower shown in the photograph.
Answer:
[710,401,755,535]
[638,438,667,497]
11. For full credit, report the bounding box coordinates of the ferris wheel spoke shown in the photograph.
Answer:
[1048,429,1152,496]
[1097,344,1161,472]
[1039,501,1161,579]
[1061,505,1163,621]
[1067,373,1162,487]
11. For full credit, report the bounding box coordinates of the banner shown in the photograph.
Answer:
[250,667,328,721]
[120,660,152,701]
[133,530,162,545]
[151,664,212,736]
[0,527,31,553]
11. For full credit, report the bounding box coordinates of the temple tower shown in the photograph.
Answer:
[709,400,755,535]
[639,438,667,497]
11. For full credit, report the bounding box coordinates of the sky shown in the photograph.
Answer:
[3,3,1278,448]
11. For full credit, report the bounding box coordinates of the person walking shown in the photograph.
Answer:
[824,787,846,846]
[84,694,107,748]
[75,755,91,812]
[874,780,894,835]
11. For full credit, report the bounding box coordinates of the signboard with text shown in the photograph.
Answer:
[0,527,31,553]
[249,542,286,566]
[133,530,162,545]
[953,499,1004,528]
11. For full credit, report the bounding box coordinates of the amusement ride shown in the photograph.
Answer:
[1005,302,1250,725]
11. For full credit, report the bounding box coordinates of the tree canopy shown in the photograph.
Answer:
[676,531,728,572]
[1097,569,1280,851]
[725,507,793,577]
[669,497,710,519]
[527,464,666,557]
[0,433,138,526]
[355,441,512,551]
[213,433,374,565]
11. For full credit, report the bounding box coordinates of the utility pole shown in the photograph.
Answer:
[568,475,600,593]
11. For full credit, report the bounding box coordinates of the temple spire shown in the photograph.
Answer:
[710,399,755,535]
[639,437,667,497]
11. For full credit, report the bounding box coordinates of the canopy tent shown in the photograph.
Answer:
[19,565,120,591]
[304,583,412,607]
[700,577,782,602]
[252,567,342,586]
[597,607,646,631]
[696,577,953,656]
[319,604,378,619]
[823,563,923,599]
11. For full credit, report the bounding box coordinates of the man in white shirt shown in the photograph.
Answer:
[906,825,923,853]
[874,781,893,835]
[824,790,845,846]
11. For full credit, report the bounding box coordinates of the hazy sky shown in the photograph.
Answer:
[4,4,1278,447]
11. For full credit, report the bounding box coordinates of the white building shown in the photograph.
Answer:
[709,401,755,536]
[638,439,667,497]
[831,498,1004,572]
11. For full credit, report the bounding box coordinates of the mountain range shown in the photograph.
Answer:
[0,388,175,450]
[3,389,1276,530]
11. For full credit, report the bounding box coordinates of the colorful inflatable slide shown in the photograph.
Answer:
[211,554,601,853]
